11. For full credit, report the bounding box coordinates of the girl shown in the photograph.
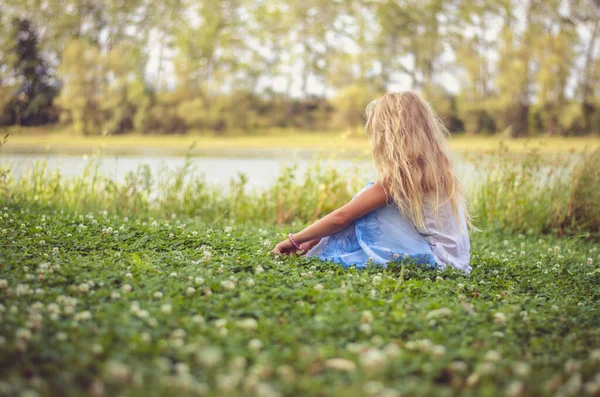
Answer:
[272,92,471,274]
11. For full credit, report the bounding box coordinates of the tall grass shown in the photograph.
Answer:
[1,146,598,238]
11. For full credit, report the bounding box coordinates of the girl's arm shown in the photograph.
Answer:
[272,182,388,254]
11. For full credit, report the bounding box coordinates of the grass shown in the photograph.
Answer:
[0,144,599,396]
[2,126,600,156]
[0,207,599,396]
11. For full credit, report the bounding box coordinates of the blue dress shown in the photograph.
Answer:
[306,183,438,269]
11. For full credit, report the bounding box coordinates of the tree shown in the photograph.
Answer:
[6,18,58,126]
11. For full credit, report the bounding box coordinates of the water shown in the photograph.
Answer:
[0,153,375,189]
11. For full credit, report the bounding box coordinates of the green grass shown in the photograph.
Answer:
[2,126,600,155]
[0,206,598,397]
[0,145,599,396]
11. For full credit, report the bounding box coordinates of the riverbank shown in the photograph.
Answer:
[2,127,599,156]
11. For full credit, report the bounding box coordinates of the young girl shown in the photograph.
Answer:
[272,92,471,274]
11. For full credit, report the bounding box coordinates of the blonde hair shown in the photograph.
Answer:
[365,91,467,231]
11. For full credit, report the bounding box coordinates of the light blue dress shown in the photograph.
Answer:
[306,182,438,269]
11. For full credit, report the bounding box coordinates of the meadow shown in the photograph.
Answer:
[0,144,599,397]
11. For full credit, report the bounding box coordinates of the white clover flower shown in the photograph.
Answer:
[513,362,531,377]
[506,381,525,397]
[564,359,580,374]
[588,258,594,265]
[237,318,258,331]
[325,358,356,372]
[16,328,32,341]
[55,331,67,341]
[161,304,172,314]
[193,277,204,286]
[432,345,447,358]
[426,307,453,320]
[255,265,264,274]
[493,312,506,324]
[248,338,263,352]
[92,344,103,354]
[174,362,189,375]
[74,310,92,321]
[105,361,131,383]
[141,332,152,343]
[553,246,561,254]
[39,240,46,246]
[111,292,121,300]
[360,348,386,371]
[0,279,7,289]
[192,314,205,324]
[503,240,509,247]
[53,247,60,254]
[169,272,178,278]
[115,252,121,258]
[121,284,132,293]
[246,278,255,287]
[359,323,372,336]
[224,226,233,233]
[125,272,133,278]
[196,346,223,368]
[484,350,501,362]
[220,280,235,290]
[360,310,374,324]
[372,275,382,284]
[450,361,468,373]
[186,287,196,295]
[153,291,163,299]
[313,283,324,292]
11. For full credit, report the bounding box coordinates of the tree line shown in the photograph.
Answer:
[0,0,599,137]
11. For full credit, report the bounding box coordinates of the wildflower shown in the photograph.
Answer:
[121,284,132,293]
[505,381,525,397]
[450,361,468,373]
[564,359,580,374]
[141,332,151,343]
[360,310,374,324]
[503,240,509,247]
[39,240,46,246]
[426,307,452,320]
[553,246,561,254]
[325,358,356,372]
[313,283,324,292]
[153,291,163,299]
[514,362,531,377]
[169,272,178,277]
[92,344,103,354]
[432,345,446,358]
[105,361,131,383]
[110,292,121,300]
[360,348,386,371]
[74,311,92,321]
[192,315,205,324]
[246,278,255,287]
[161,304,172,314]
[196,346,223,368]
[237,318,258,331]
[248,338,263,352]
[255,265,264,274]
[53,247,59,254]
[78,283,90,293]
[55,331,67,341]
[221,280,235,290]
[186,287,196,295]
[0,279,7,289]
[493,312,506,324]
[16,328,32,341]
[588,258,594,265]
[359,323,372,336]
[194,277,204,285]
[484,350,501,363]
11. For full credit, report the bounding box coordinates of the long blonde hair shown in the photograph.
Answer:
[365,91,466,231]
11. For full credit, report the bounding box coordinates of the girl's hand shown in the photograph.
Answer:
[272,239,299,255]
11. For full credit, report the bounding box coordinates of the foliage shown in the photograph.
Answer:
[0,1,599,135]
[0,205,598,396]
[2,18,58,126]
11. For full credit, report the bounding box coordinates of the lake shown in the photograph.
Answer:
[0,152,480,190]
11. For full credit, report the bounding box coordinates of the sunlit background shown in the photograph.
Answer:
[0,0,599,185]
